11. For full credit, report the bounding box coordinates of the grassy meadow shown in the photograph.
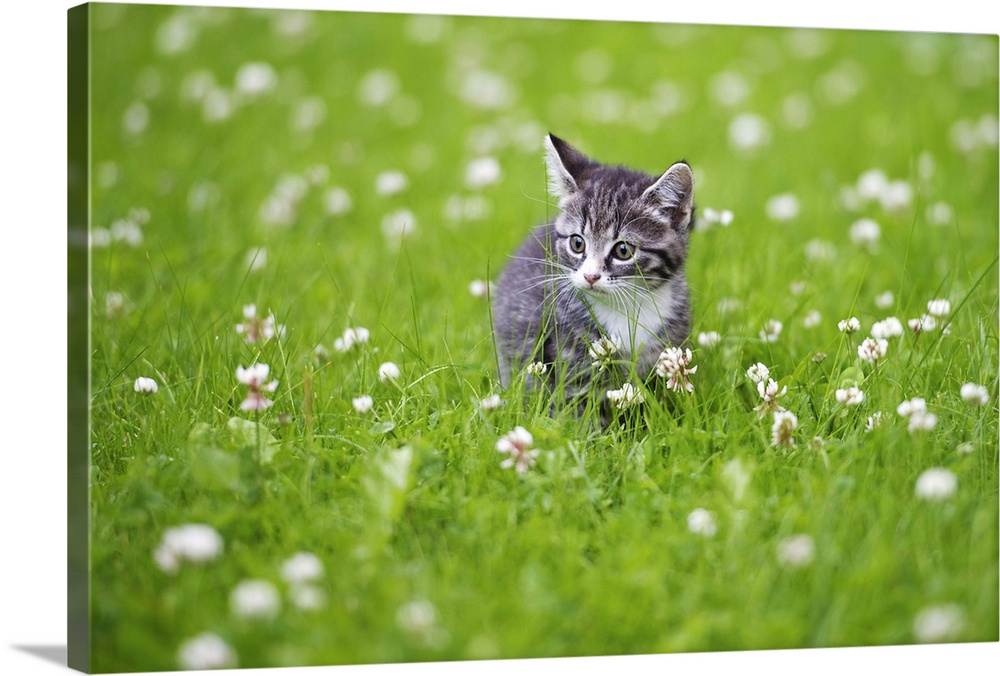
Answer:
[83,4,998,672]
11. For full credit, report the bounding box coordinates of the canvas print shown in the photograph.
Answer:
[68,2,999,672]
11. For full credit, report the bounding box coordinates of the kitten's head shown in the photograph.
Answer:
[544,133,693,296]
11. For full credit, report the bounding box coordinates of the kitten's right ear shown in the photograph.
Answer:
[544,134,590,206]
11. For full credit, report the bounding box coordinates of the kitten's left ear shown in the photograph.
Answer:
[642,162,694,231]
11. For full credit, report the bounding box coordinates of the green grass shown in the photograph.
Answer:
[85,4,998,672]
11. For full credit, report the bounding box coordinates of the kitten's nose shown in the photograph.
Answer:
[584,273,601,286]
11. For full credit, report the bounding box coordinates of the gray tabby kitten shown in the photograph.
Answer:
[492,134,694,409]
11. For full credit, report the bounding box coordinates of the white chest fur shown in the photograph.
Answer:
[589,281,678,358]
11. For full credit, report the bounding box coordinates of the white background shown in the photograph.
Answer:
[1,1,997,675]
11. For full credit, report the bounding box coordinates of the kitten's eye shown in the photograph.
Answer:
[569,234,586,254]
[612,241,635,260]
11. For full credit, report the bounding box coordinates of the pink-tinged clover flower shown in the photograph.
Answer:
[236,363,278,411]
[857,337,888,363]
[907,314,937,333]
[496,426,539,475]
[771,410,797,448]
[655,346,698,393]
[235,304,284,344]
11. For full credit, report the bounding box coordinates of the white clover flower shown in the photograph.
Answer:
[960,383,989,406]
[771,410,798,448]
[479,394,503,411]
[245,246,267,272]
[746,362,770,384]
[281,552,324,585]
[236,363,278,412]
[589,335,623,369]
[837,316,861,333]
[765,193,799,221]
[927,299,951,317]
[802,310,822,329]
[871,317,904,340]
[230,579,281,620]
[777,534,814,568]
[334,326,371,353]
[235,62,277,97]
[729,113,772,151]
[875,291,895,309]
[134,376,159,394]
[865,411,884,432]
[956,442,974,455]
[856,168,889,201]
[926,201,954,226]
[378,362,401,383]
[105,290,129,316]
[526,361,548,377]
[375,170,408,196]
[804,238,836,261]
[358,69,399,107]
[396,599,439,635]
[324,186,353,215]
[914,467,957,501]
[858,337,888,363]
[849,218,880,247]
[496,426,538,474]
[155,524,224,574]
[686,508,718,537]
[381,208,418,239]
[655,347,698,393]
[699,207,734,229]
[913,604,965,643]
[697,331,721,349]
[835,387,865,407]
[465,156,502,189]
[289,584,327,611]
[897,397,927,417]
[908,411,939,433]
[468,279,493,298]
[177,632,237,671]
[908,314,937,333]
[352,395,374,414]
[880,180,913,213]
[759,319,783,343]
[607,383,645,410]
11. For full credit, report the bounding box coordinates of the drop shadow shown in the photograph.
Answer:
[12,645,67,666]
